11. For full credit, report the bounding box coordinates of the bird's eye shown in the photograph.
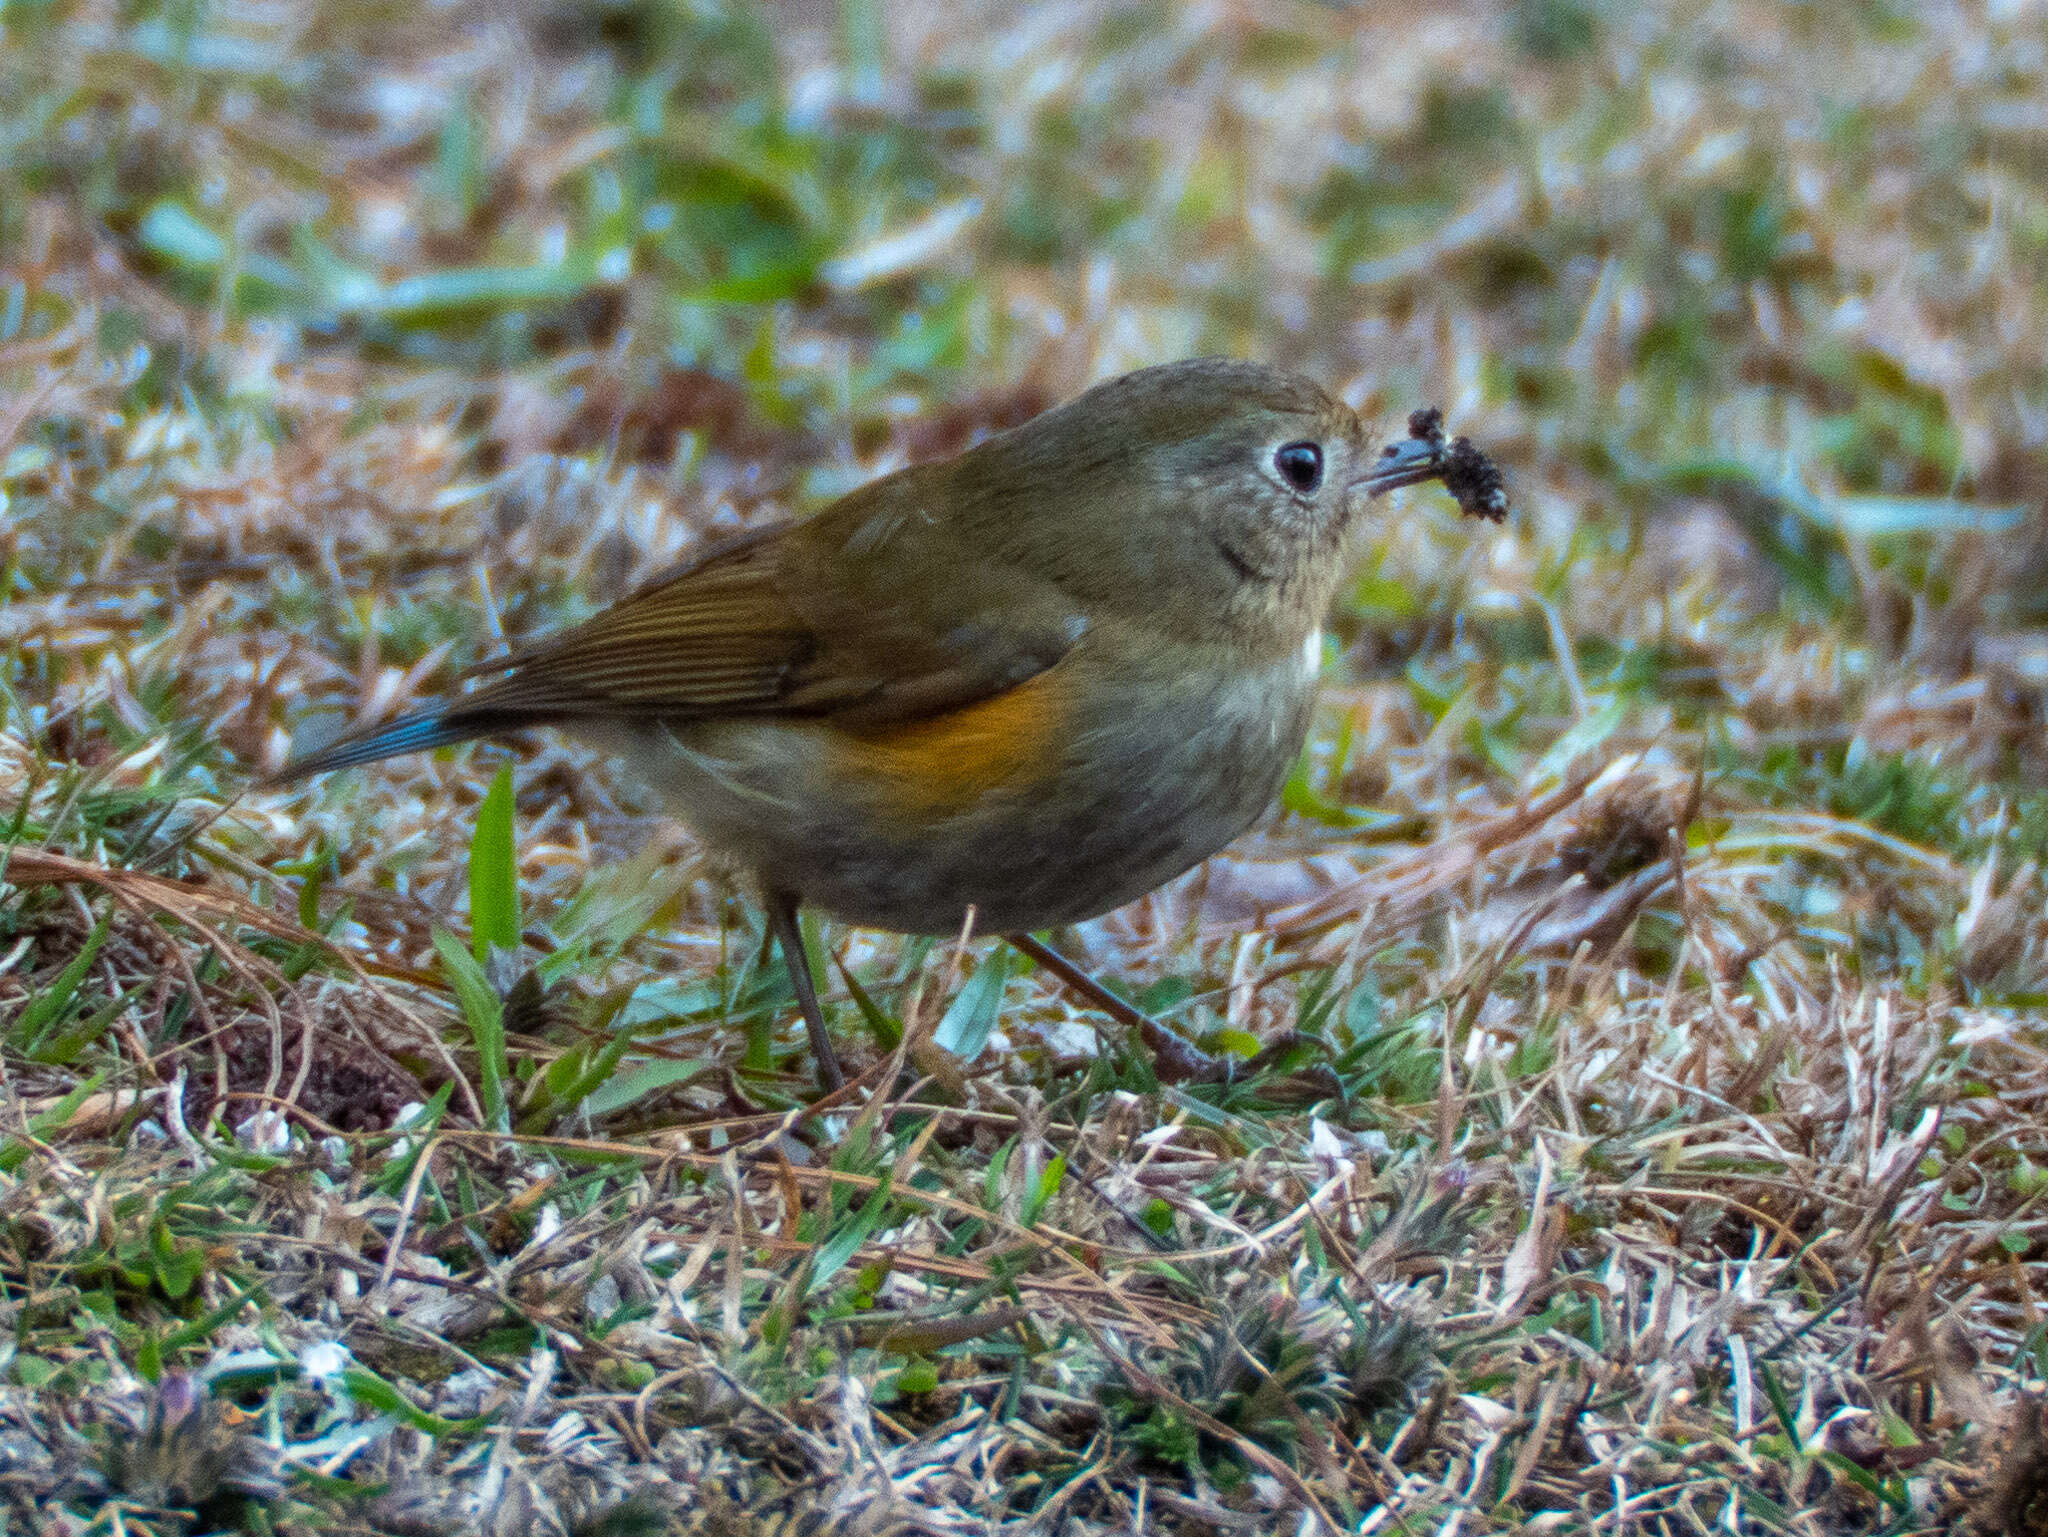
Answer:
[1274,441,1323,494]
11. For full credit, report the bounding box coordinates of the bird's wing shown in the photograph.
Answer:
[456,478,1084,728]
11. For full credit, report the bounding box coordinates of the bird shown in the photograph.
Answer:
[278,358,1495,1091]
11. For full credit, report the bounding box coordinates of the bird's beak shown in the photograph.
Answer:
[1355,434,1445,498]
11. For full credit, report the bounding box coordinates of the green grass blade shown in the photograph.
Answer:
[470,763,520,963]
[14,910,113,1053]
[933,948,1008,1061]
[434,928,510,1132]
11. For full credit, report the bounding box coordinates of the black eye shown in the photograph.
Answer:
[1274,441,1322,494]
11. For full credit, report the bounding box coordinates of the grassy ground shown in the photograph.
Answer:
[4,0,2048,1532]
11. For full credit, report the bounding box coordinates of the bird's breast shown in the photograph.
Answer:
[606,639,1320,934]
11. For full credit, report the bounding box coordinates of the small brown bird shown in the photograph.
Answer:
[282,359,1497,1089]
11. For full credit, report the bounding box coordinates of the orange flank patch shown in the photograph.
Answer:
[832,667,1066,817]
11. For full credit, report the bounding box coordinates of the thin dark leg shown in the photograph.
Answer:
[767,890,845,1091]
[1006,932,1217,1083]
[1006,933,1150,1029]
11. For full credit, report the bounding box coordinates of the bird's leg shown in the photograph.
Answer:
[767,890,846,1091]
[1005,932,1219,1083]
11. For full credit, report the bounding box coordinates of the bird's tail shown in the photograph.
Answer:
[271,704,531,784]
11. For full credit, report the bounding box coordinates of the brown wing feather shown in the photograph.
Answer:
[457,532,821,716]
[451,472,1085,728]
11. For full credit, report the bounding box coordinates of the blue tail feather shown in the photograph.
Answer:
[275,708,497,782]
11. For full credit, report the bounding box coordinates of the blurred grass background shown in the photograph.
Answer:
[5,0,2048,1532]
